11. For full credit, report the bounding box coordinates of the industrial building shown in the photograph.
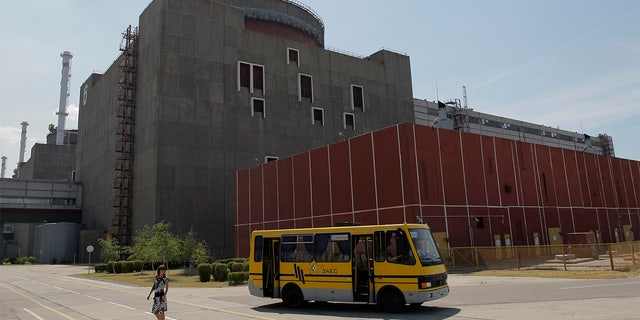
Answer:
[0,179,82,260]
[414,98,615,157]
[76,0,414,257]
[1,0,633,262]
[235,123,639,257]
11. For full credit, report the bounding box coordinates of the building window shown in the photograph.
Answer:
[344,113,355,130]
[251,98,265,118]
[299,74,313,102]
[253,65,264,92]
[239,62,251,89]
[287,48,299,66]
[238,61,265,94]
[351,85,364,111]
[264,156,279,163]
[312,107,324,126]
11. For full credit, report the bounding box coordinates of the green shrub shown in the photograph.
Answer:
[210,262,221,278]
[16,256,35,264]
[228,272,248,285]
[94,264,108,273]
[198,263,212,282]
[114,261,126,273]
[213,263,229,282]
[132,260,144,272]
[229,262,244,272]
[106,261,116,273]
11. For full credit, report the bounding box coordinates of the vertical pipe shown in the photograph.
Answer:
[1,155,6,178]
[19,121,28,163]
[57,51,73,145]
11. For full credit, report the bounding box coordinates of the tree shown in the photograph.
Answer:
[129,221,181,269]
[180,229,211,267]
[97,237,121,273]
[129,224,155,268]
[192,241,211,266]
[181,228,200,268]
[149,221,181,266]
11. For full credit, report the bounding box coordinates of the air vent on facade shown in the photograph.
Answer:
[2,224,15,234]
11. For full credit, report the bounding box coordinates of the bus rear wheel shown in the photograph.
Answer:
[377,287,405,313]
[282,285,305,308]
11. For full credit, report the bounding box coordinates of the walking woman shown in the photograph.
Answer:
[147,265,169,320]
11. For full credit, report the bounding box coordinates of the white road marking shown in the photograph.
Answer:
[23,308,45,320]
[145,312,180,320]
[84,294,103,300]
[109,301,136,310]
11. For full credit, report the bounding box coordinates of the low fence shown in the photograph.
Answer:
[447,241,640,271]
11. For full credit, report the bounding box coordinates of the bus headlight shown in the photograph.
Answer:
[418,277,432,289]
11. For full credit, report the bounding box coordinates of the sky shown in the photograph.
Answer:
[1,0,638,176]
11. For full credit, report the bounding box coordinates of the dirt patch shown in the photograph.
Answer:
[462,268,640,279]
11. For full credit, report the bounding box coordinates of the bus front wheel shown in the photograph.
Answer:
[282,284,305,308]
[377,287,405,313]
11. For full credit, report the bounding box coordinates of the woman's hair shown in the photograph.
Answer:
[156,264,167,275]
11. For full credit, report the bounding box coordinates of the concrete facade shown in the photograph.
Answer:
[17,144,76,181]
[76,0,414,257]
[16,130,77,180]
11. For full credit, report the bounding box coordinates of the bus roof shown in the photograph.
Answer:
[250,223,431,237]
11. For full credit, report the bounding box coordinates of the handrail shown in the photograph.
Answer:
[283,0,324,29]
[325,46,365,59]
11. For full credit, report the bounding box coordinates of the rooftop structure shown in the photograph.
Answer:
[414,99,615,157]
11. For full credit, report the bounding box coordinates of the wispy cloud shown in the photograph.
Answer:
[0,126,20,146]
[506,71,640,132]
[473,12,628,91]
[474,56,545,90]
[68,104,79,122]
[50,104,79,124]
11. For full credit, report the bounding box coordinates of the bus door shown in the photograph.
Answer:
[262,238,280,298]
[353,234,373,302]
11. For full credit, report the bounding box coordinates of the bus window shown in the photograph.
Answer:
[315,233,350,262]
[374,231,386,262]
[281,234,314,262]
[409,228,443,266]
[386,230,415,265]
[254,235,263,262]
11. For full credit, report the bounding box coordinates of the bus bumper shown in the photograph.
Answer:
[405,286,449,304]
[248,280,262,297]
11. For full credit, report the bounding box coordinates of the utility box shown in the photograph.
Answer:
[566,232,598,259]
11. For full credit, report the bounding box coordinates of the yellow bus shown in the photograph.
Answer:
[248,223,449,312]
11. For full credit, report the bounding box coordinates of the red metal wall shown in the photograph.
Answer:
[235,123,640,257]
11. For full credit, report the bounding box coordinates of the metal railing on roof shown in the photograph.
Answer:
[325,46,366,59]
[284,0,324,29]
[325,46,408,60]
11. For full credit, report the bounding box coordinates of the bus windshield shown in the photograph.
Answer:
[409,228,443,266]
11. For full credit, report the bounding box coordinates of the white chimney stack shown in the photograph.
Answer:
[19,121,28,163]
[56,51,73,145]
[1,156,7,178]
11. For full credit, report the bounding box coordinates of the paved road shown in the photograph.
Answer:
[1,265,638,319]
